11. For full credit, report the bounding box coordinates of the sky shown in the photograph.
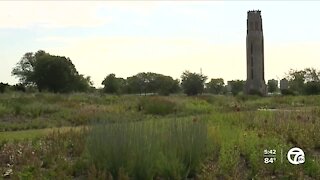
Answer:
[1,1,320,88]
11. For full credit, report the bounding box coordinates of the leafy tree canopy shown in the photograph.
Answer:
[102,74,125,94]
[206,78,225,94]
[286,68,320,95]
[267,79,278,93]
[113,72,180,95]
[181,71,207,96]
[12,50,92,93]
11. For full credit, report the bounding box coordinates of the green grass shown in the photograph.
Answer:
[0,126,84,142]
[0,129,48,142]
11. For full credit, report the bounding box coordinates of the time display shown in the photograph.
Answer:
[264,149,276,155]
[264,149,277,164]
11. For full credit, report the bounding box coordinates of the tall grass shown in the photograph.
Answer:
[138,96,176,115]
[0,104,10,117]
[86,116,209,179]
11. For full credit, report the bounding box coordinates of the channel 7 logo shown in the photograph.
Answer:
[287,147,305,165]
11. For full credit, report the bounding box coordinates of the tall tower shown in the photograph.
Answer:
[245,10,266,95]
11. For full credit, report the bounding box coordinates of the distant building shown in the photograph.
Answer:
[280,78,289,90]
[245,10,267,95]
[226,81,232,92]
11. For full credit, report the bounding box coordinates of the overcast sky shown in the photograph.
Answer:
[1,1,319,87]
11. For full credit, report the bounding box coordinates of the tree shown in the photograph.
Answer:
[126,75,143,94]
[137,72,154,95]
[286,69,306,94]
[267,79,278,93]
[154,75,180,95]
[124,72,180,95]
[74,75,94,92]
[12,50,92,93]
[101,74,125,94]
[304,81,320,95]
[228,80,245,95]
[304,68,320,82]
[181,71,207,96]
[11,51,48,86]
[141,72,180,95]
[206,78,225,94]
[286,68,320,95]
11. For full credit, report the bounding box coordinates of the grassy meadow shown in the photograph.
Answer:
[0,93,320,179]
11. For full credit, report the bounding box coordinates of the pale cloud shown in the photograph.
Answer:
[0,1,112,29]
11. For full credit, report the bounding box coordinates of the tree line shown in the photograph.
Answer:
[1,50,320,96]
[282,68,320,95]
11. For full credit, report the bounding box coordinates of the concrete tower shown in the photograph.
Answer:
[245,10,266,95]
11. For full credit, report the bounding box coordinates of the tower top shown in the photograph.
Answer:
[247,10,261,14]
[247,10,262,19]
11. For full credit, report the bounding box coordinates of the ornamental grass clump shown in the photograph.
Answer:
[86,116,209,179]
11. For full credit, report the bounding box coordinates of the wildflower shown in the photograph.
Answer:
[3,168,12,177]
